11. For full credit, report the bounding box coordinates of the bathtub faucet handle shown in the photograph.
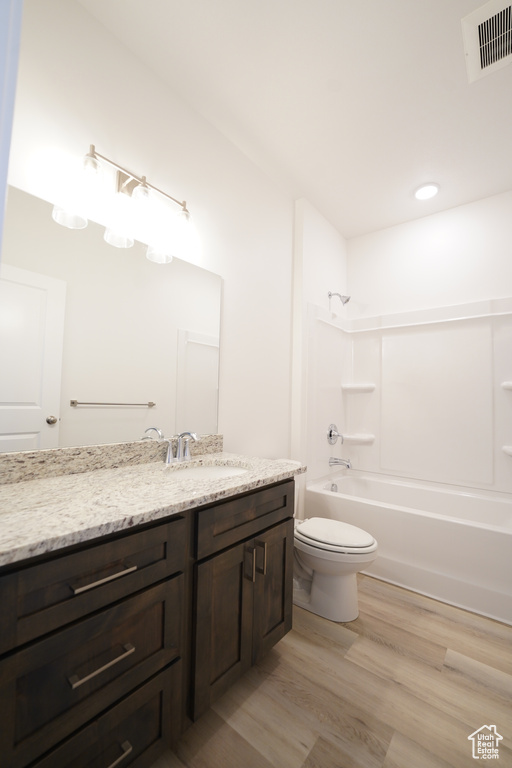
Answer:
[327,424,344,445]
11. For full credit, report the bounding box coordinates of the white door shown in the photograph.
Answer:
[175,330,219,434]
[0,264,66,451]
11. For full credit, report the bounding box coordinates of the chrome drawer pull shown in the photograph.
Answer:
[106,741,133,768]
[71,565,137,595]
[256,541,267,575]
[244,546,257,582]
[68,643,135,689]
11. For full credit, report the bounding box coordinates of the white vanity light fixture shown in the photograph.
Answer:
[51,205,88,229]
[135,181,174,263]
[146,244,173,264]
[414,183,440,200]
[51,146,102,230]
[83,145,102,177]
[51,145,200,263]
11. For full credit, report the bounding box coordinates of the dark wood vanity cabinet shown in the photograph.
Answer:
[0,516,188,768]
[0,477,295,767]
[192,480,294,719]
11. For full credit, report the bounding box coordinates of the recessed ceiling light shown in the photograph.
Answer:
[414,183,439,201]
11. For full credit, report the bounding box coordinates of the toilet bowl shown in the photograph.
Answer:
[293,517,378,622]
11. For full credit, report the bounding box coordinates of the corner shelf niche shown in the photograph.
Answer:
[341,383,375,394]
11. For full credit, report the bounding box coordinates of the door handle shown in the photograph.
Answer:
[255,541,267,575]
[106,741,133,768]
[68,643,135,689]
[46,415,58,425]
[70,564,137,595]
[244,545,256,582]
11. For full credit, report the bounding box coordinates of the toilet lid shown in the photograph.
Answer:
[296,517,375,548]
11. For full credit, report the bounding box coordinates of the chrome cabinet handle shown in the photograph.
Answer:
[71,565,137,595]
[255,541,267,575]
[68,643,135,689]
[106,741,133,768]
[244,546,256,582]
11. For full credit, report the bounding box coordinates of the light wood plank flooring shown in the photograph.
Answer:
[152,576,512,768]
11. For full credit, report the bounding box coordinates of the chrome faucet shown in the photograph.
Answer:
[162,438,176,465]
[329,457,351,469]
[143,426,164,440]
[176,431,199,461]
[142,428,175,464]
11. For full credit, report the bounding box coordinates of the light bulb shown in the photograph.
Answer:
[104,228,134,248]
[104,192,134,248]
[132,177,151,201]
[175,207,202,264]
[51,205,88,230]
[83,146,101,177]
[146,244,173,264]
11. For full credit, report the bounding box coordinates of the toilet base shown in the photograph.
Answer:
[293,571,359,623]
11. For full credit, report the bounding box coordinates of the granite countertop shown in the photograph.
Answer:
[0,453,305,567]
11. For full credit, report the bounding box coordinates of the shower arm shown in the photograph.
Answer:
[328,292,350,305]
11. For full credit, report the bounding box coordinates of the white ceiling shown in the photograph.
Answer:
[77,0,512,239]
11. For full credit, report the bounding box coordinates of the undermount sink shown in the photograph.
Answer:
[168,463,249,480]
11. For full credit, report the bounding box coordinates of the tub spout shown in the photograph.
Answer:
[329,457,351,469]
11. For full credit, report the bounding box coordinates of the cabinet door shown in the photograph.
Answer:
[252,518,294,663]
[193,542,254,719]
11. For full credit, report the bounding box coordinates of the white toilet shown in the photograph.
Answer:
[293,517,378,622]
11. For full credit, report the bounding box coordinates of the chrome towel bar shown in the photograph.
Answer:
[70,400,156,407]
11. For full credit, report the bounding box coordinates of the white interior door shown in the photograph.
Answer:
[0,264,66,452]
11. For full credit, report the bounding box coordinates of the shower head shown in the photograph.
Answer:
[328,292,351,305]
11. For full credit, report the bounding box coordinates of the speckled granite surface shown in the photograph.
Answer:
[0,453,305,567]
[0,434,223,485]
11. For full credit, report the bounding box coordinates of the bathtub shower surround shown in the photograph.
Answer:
[306,473,512,624]
[307,297,512,494]
[305,297,512,622]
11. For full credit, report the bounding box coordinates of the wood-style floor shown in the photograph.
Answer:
[152,576,512,768]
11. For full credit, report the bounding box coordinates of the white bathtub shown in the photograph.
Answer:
[305,472,512,625]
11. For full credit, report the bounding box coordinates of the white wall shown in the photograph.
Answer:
[297,198,348,311]
[7,0,294,457]
[291,198,348,485]
[348,192,512,317]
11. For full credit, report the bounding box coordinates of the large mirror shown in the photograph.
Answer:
[0,186,222,452]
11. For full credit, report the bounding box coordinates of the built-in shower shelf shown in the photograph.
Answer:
[503,446,512,457]
[342,433,375,445]
[341,383,376,393]
[501,382,512,391]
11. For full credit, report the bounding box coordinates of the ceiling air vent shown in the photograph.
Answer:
[462,0,512,82]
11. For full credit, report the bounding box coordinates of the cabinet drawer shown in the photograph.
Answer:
[0,578,182,768]
[196,480,294,559]
[0,516,186,654]
[33,665,180,768]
